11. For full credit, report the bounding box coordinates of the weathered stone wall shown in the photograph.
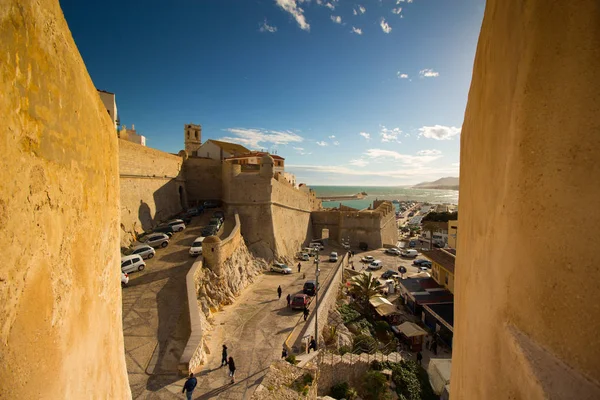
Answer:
[183,157,223,204]
[119,139,185,245]
[202,212,243,274]
[452,0,600,399]
[0,1,130,397]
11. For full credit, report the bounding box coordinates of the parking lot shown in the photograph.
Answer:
[349,247,431,284]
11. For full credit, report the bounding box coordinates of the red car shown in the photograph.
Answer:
[291,294,312,310]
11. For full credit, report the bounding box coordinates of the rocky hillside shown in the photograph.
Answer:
[413,176,459,190]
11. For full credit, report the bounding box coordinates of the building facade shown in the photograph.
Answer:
[97,89,118,129]
[195,139,249,160]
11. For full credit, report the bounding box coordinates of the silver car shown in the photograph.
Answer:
[161,219,186,232]
[126,244,156,259]
[143,233,170,248]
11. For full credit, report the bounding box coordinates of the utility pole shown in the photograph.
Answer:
[314,250,320,350]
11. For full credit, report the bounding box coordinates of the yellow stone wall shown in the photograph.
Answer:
[453,0,600,398]
[0,0,130,398]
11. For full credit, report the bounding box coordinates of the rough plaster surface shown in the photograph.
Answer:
[452,0,600,398]
[0,1,130,397]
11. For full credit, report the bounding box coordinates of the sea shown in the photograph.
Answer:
[311,186,459,210]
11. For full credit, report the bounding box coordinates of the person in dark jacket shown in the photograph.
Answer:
[303,307,309,321]
[297,262,301,273]
[286,293,291,307]
[277,285,282,299]
[416,351,423,365]
[282,346,288,359]
[308,336,317,353]
[182,373,197,400]
[221,344,228,367]
[228,356,236,384]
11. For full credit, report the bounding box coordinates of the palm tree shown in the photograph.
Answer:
[349,272,382,310]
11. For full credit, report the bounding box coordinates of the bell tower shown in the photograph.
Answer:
[184,123,201,156]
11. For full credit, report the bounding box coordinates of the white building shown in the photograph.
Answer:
[119,124,146,146]
[97,89,118,130]
[195,140,249,160]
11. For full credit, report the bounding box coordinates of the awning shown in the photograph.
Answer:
[369,296,393,308]
[427,358,452,395]
[374,303,401,317]
[394,321,428,338]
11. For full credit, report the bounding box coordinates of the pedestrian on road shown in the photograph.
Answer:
[282,346,288,359]
[277,285,282,299]
[228,356,236,384]
[308,336,317,353]
[416,351,423,365]
[221,344,228,367]
[182,373,197,400]
[431,339,438,356]
[286,293,291,308]
[303,307,309,321]
[297,262,301,273]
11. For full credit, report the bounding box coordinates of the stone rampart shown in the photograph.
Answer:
[119,139,186,246]
[178,258,205,374]
[0,1,130,397]
[183,157,223,204]
[203,212,242,274]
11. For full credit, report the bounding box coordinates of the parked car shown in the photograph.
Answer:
[203,200,220,209]
[298,253,310,261]
[401,249,419,258]
[361,255,375,263]
[409,240,417,248]
[303,280,319,296]
[311,243,325,251]
[201,225,218,236]
[271,262,292,274]
[329,252,338,262]
[121,272,129,287]
[159,219,186,232]
[291,294,312,310]
[413,259,428,265]
[209,218,222,230]
[385,248,401,256]
[124,244,156,260]
[186,207,204,216]
[213,211,225,220]
[143,233,170,248]
[368,260,383,270]
[382,269,399,279]
[413,259,432,268]
[121,254,146,274]
[152,225,175,236]
[189,236,205,256]
[418,266,429,272]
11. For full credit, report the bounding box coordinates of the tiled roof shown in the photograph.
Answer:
[421,249,456,274]
[225,151,285,161]
[207,140,250,155]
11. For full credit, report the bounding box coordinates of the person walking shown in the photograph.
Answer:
[277,285,282,299]
[182,373,197,400]
[416,351,423,365]
[228,356,236,384]
[303,307,309,321]
[431,339,438,356]
[297,262,301,273]
[307,336,317,353]
[221,344,228,367]
[282,346,288,359]
[286,293,291,308]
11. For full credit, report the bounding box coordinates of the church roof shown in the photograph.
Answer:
[206,140,250,155]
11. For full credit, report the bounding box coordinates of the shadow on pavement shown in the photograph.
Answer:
[196,367,269,400]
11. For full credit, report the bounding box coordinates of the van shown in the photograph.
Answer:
[121,255,146,274]
[368,260,383,270]
[401,249,419,258]
[303,280,319,296]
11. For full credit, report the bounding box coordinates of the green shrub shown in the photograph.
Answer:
[373,320,390,334]
[338,345,352,355]
[330,381,350,399]
[354,318,374,334]
[338,303,361,323]
[362,370,390,400]
[346,387,358,400]
[370,360,383,371]
[353,334,378,354]
[285,354,297,365]
[389,360,437,400]
[302,373,313,386]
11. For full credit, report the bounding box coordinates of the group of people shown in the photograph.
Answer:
[277,285,311,320]
[181,344,237,399]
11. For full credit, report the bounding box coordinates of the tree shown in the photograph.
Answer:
[349,272,381,310]
[362,370,390,400]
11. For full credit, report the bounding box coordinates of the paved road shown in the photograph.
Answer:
[122,212,223,399]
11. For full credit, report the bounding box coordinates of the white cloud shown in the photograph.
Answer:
[397,0,405,3]
[259,20,278,33]
[325,2,335,10]
[276,0,310,31]
[358,5,366,14]
[418,125,461,140]
[359,132,371,140]
[287,164,455,181]
[293,146,312,155]
[333,141,340,146]
[328,135,336,139]
[351,27,363,35]
[330,15,342,24]
[407,0,413,3]
[397,72,409,79]
[221,127,304,149]
[364,148,442,165]
[316,0,323,4]
[419,68,439,78]
[380,18,392,34]
[380,126,402,143]
[392,7,402,14]
[349,159,369,167]
[353,9,358,15]
[417,149,442,156]
[316,141,328,146]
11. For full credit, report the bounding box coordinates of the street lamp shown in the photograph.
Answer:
[314,250,320,350]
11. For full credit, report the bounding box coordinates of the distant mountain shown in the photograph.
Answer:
[413,177,459,190]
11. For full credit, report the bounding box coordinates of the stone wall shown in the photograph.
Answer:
[452,0,600,399]
[183,157,223,204]
[119,139,185,245]
[0,1,130,397]
[202,212,243,274]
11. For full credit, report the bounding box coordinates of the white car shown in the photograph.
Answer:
[298,253,310,261]
[310,243,325,251]
[271,262,292,274]
[189,236,205,256]
[162,219,186,232]
[143,233,170,248]
[126,244,155,260]
[368,260,383,270]
[361,255,375,263]
[385,248,401,256]
[329,252,338,262]
[121,272,129,287]
[401,249,419,258]
[121,254,146,274]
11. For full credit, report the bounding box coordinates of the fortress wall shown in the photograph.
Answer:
[0,1,130,397]
[453,0,600,398]
[183,157,223,204]
[312,211,342,241]
[119,140,185,246]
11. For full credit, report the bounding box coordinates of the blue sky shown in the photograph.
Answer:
[61,0,485,186]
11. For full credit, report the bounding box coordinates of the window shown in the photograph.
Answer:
[122,260,131,267]
[195,132,198,139]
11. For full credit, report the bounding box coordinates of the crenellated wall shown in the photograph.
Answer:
[0,1,130,397]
